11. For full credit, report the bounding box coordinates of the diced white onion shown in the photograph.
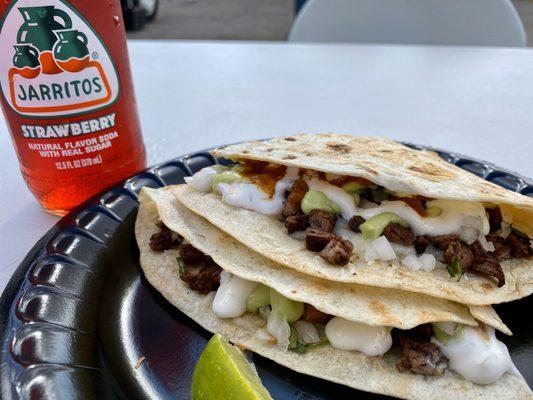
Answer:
[266,312,291,351]
[390,243,416,258]
[497,222,512,239]
[401,253,436,272]
[478,235,496,252]
[184,166,220,192]
[369,236,396,261]
[419,253,437,272]
[295,321,320,344]
[401,254,422,271]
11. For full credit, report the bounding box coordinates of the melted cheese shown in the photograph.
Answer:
[184,166,220,192]
[305,179,489,237]
[212,272,258,318]
[214,167,298,216]
[187,165,490,238]
[432,326,518,385]
[325,317,392,356]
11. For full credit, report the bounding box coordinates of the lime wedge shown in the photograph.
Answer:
[191,333,272,400]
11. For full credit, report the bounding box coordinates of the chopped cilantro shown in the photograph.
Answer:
[447,257,462,282]
[288,323,329,354]
[177,257,185,275]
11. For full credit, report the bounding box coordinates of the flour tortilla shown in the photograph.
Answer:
[135,190,531,400]
[142,186,509,333]
[213,134,533,237]
[175,184,533,306]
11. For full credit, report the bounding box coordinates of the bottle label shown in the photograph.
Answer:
[0,0,119,118]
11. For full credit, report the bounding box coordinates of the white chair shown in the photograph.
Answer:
[289,0,526,47]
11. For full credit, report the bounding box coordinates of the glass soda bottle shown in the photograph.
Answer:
[0,0,146,215]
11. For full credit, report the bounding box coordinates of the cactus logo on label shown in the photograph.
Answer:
[0,0,119,117]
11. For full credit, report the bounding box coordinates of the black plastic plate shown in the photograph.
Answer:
[1,144,532,400]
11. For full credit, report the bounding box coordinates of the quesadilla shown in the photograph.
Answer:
[176,134,533,305]
[135,186,531,399]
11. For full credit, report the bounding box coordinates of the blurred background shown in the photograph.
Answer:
[123,0,533,45]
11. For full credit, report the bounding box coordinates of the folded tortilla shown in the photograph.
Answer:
[174,134,533,305]
[213,134,533,236]
[135,187,530,400]
[141,186,509,332]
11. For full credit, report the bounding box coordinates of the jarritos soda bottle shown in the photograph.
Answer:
[0,0,146,215]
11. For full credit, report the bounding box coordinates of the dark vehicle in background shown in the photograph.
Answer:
[122,0,159,31]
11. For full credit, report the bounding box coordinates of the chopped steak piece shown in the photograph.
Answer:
[149,221,181,252]
[469,240,487,259]
[180,265,222,294]
[320,236,353,266]
[149,229,174,252]
[179,243,211,265]
[308,210,337,233]
[285,213,308,233]
[305,228,333,252]
[155,220,170,231]
[443,240,474,270]
[429,234,461,250]
[396,341,448,376]
[470,258,505,287]
[282,202,300,219]
[487,234,512,260]
[282,179,308,218]
[469,240,506,287]
[486,207,503,233]
[383,223,414,246]
[506,232,531,258]
[302,304,332,325]
[414,235,430,255]
[348,215,366,233]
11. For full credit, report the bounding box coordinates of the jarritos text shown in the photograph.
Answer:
[0,0,119,117]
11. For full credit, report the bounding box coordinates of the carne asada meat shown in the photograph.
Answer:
[348,215,366,233]
[320,236,353,266]
[383,223,414,246]
[429,234,461,250]
[149,221,181,251]
[308,210,337,233]
[285,213,308,234]
[179,243,212,265]
[414,235,430,255]
[470,258,505,287]
[486,207,503,233]
[180,265,222,294]
[282,178,309,218]
[443,240,474,270]
[506,232,532,258]
[486,234,512,260]
[469,240,506,287]
[396,341,448,375]
[305,228,334,252]
[302,304,332,325]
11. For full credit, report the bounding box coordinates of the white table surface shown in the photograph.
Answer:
[1,40,532,295]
